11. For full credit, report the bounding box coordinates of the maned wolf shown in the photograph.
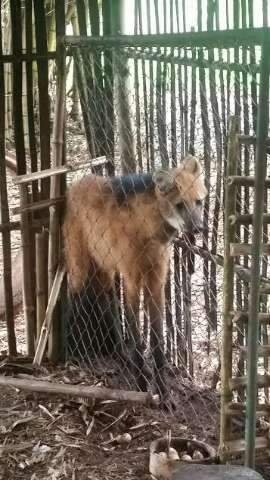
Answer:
[63,155,207,403]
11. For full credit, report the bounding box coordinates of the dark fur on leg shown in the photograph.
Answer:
[66,278,120,362]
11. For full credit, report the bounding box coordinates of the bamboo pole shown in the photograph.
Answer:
[170,0,178,364]
[0,3,17,356]
[122,48,261,74]
[147,0,154,171]
[134,0,143,172]
[138,0,150,172]
[48,0,66,361]
[239,0,250,399]
[197,0,211,349]
[35,230,48,346]
[208,0,222,332]
[33,0,51,201]
[10,0,26,176]
[0,375,158,406]
[25,0,38,204]
[20,184,36,356]
[220,117,238,460]
[101,0,115,176]
[64,28,270,49]
[33,264,66,366]
[245,40,270,469]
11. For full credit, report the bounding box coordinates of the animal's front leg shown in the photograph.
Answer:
[146,273,175,410]
[148,289,166,399]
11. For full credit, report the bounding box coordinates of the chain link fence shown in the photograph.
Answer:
[61,41,262,434]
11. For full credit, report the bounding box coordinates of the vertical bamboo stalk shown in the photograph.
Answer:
[0,2,17,356]
[147,0,155,170]
[238,0,250,399]
[261,0,269,405]
[76,0,95,159]
[233,0,242,317]
[70,13,95,158]
[36,230,48,344]
[25,0,38,204]
[182,0,189,154]
[134,0,143,171]
[197,0,211,348]
[20,184,35,356]
[208,0,222,333]
[11,0,35,355]
[33,0,51,200]
[170,0,179,364]
[175,0,185,363]
[138,0,150,172]
[102,0,115,176]
[155,3,168,169]
[220,116,238,460]
[245,41,270,469]
[48,0,66,361]
[88,0,106,160]
[189,28,196,155]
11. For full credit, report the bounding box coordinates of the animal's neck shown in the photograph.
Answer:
[155,219,178,244]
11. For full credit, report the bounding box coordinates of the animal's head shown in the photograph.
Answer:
[153,155,207,234]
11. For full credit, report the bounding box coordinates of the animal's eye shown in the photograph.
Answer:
[196,199,203,206]
[175,202,184,210]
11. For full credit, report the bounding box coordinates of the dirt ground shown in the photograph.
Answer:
[0,360,220,480]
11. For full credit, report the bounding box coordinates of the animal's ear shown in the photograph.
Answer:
[182,155,202,175]
[153,169,175,194]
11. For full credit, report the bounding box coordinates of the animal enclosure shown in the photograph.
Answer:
[1,1,270,476]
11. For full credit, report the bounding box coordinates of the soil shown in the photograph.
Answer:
[0,362,220,480]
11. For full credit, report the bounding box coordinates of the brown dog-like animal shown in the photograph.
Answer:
[63,155,207,400]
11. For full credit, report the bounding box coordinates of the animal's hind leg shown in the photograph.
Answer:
[125,283,148,392]
[145,270,169,405]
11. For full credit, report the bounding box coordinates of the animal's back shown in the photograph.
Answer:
[63,173,163,292]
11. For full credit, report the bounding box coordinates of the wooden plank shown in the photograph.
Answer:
[225,402,270,417]
[232,311,270,324]
[238,134,270,145]
[13,196,65,215]
[227,176,270,188]
[0,219,49,233]
[223,437,268,456]
[230,375,270,389]
[0,52,56,63]
[230,243,270,256]
[13,156,107,184]
[64,27,270,49]
[239,345,270,358]
[229,213,270,226]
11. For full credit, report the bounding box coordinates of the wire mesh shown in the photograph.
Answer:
[62,40,265,433]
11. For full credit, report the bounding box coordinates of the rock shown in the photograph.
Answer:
[172,464,264,480]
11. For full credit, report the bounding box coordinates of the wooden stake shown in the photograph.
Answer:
[35,231,48,345]
[33,264,66,366]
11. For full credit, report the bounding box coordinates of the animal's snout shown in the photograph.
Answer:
[190,220,204,234]
[184,217,204,235]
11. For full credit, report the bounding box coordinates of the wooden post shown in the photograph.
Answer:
[20,184,35,356]
[219,117,238,460]
[48,0,66,361]
[35,230,48,345]
[245,39,270,469]
[0,5,17,356]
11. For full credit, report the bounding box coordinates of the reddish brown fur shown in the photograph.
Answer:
[63,156,207,400]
